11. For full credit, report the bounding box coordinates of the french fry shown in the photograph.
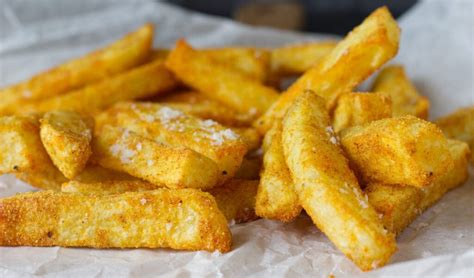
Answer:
[232,127,262,152]
[73,165,140,183]
[256,121,301,222]
[366,139,470,235]
[0,115,66,190]
[40,111,93,179]
[332,92,392,132]
[340,116,453,188]
[21,60,178,115]
[0,189,231,252]
[269,41,337,77]
[282,91,396,271]
[153,48,271,82]
[372,65,430,119]
[166,40,279,117]
[256,6,400,133]
[62,177,258,224]
[235,156,262,180]
[209,179,259,224]
[96,102,248,184]
[92,125,220,189]
[435,106,474,163]
[0,24,153,115]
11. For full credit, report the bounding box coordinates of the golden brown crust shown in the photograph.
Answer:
[0,24,153,115]
[166,39,279,118]
[21,60,178,115]
[255,6,400,133]
[340,116,454,188]
[372,65,430,119]
[0,189,231,252]
[40,111,93,178]
[95,102,247,185]
[256,121,301,222]
[282,91,396,271]
[92,125,220,189]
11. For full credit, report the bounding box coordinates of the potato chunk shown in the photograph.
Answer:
[0,115,66,190]
[256,6,400,133]
[332,92,392,132]
[96,102,248,184]
[340,116,453,188]
[372,65,430,119]
[282,91,396,271]
[366,140,470,235]
[0,24,153,115]
[435,106,474,163]
[40,111,93,178]
[0,189,231,252]
[92,125,220,189]
[255,121,301,222]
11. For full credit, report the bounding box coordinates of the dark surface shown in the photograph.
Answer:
[166,0,417,35]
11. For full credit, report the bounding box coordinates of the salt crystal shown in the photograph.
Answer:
[158,107,183,122]
[165,223,172,231]
[140,198,147,205]
[228,219,236,227]
[136,143,142,151]
[329,136,338,144]
[147,159,154,166]
[22,89,32,98]
[202,119,217,127]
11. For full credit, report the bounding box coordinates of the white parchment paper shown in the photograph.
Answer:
[0,0,473,277]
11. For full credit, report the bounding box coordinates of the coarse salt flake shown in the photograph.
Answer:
[140,198,147,205]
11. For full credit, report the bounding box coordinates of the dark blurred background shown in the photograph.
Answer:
[166,0,417,35]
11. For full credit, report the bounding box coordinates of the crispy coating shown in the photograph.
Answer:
[282,91,396,271]
[40,111,93,178]
[340,116,453,188]
[166,40,279,117]
[235,156,262,180]
[0,24,153,115]
[255,6,400,133]
[62,177,258,224]
[232,127,262,152]
[0,115,66,190]
[152,48,271,82]
[92,125,220,189]
[366,139,470,235]
[333,92,392,132]
[269,41,337,77]
[73,165,139,183]
[20,60,178,115]
[256,121,301,222]
[435,106,474,164]
[157,91,254,127]
[0,189,231,252]
[96,102,247,185]
[372,65,430,119]
[209,179,259,224]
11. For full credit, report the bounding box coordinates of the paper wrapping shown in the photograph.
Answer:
[0,0,473,277]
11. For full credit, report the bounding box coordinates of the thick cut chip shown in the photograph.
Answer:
[40,111,93,179]
[62,177,258,224]
[0,116,66,190]
[256,6,400,133]
[0,24,153,115]
[166,40,279,117]
[0,189,231,252]
[232,127,261,152]
[21,60,178,115]
[208,179,259,224]
[92,125,220,189]
[256,121,301,222]
[153,48,270,82]
[332,92,392,132]
[269,41,337,77]
[340,116,453,188]
[366,140,470,235]
[96,102,247,184]
[435,106,474,163]
[372,65,430,119]
[282,91,396,271]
